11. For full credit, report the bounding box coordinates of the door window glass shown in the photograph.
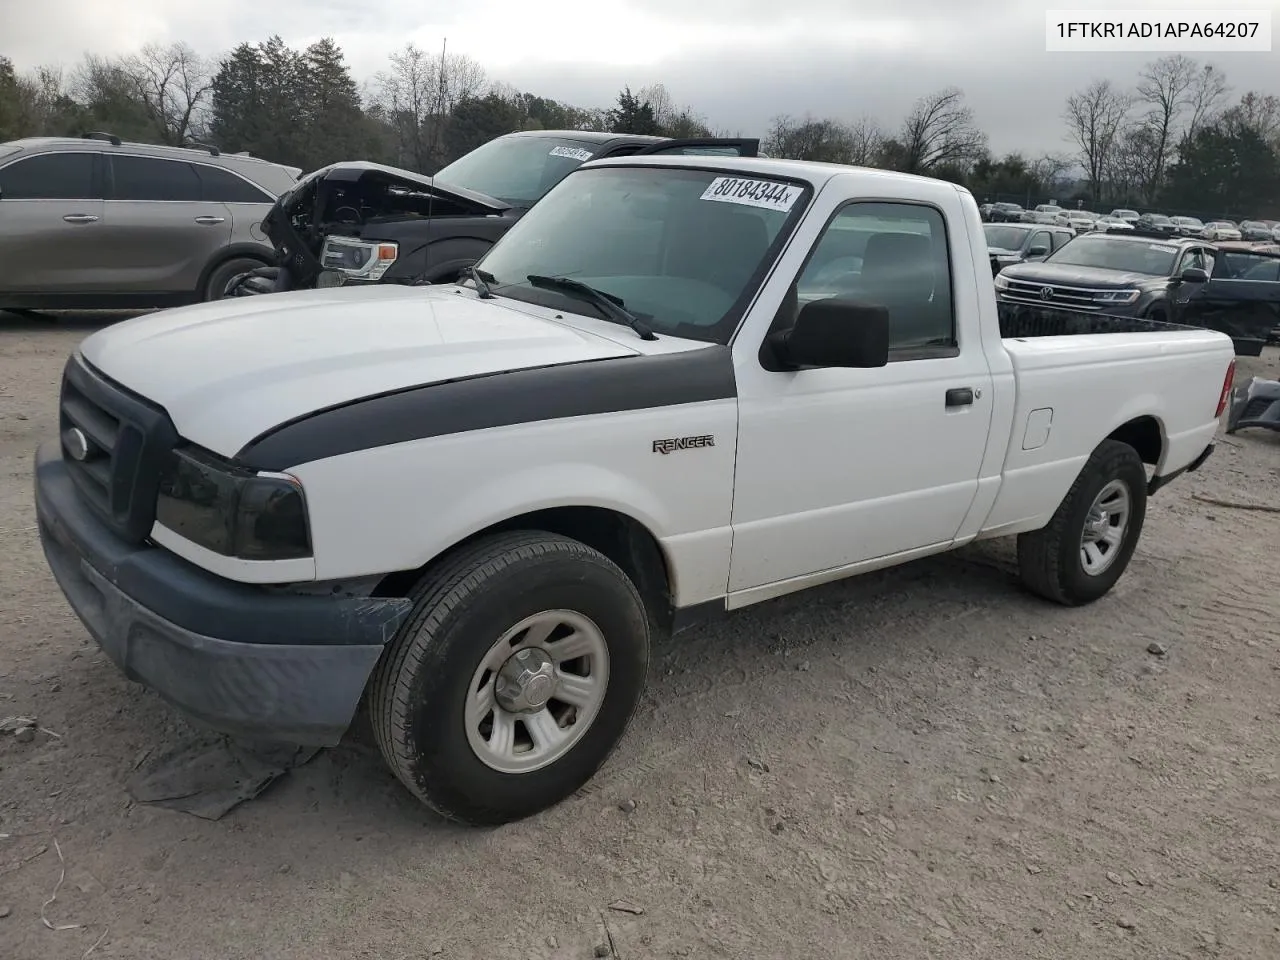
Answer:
[195,165,273,203]
[0,153,95,200]
[795,201,955,354]
[111,156,202,202]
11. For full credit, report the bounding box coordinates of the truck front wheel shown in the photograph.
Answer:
[1016,439,1148,606]
[368,531,650,825]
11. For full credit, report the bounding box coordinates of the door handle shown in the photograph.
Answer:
[62,214,99,224]
[194,216,226,225]
[945,387,975,407]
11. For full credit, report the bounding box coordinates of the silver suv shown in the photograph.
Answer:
[0,133,299,310]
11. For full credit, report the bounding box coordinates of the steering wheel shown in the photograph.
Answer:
[331,205,362,225]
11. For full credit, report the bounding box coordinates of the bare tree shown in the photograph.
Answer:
[1028,153,1074,196]
[846,116,886,166]
[1105,127,1156,205]
[375,43,437,169]
[636,83,675,129]
[120,42,214,145]
[1220,91,1280,146]
[1184,62,1230,140]
[1134,55,1199,198]
[764,114,857,163]
[1063,79,1131,200]
[895,87,988,174]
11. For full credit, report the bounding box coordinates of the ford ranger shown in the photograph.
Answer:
[35,155,1236,826]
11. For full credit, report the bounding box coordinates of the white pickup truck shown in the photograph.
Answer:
[35,155,1236,826]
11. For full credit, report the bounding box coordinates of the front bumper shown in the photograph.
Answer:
[1227,378,1280,433]
[34,441,413,745]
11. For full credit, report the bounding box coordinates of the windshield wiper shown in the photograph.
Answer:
[465,265,496,299]
[526,274,657,341]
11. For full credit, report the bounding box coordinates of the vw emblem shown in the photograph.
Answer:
[1040,285,1054,301]
[63,427,90,461]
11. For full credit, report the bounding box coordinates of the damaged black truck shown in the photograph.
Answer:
[227,130,758,296]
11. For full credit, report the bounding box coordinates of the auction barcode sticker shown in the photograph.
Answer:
[549,146,594,162]
[1046,9,1272,51]
[700,177,801,212]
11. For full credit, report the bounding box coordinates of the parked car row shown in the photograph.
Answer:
[989,224,1280,355]
[979,200,1280,243]
[0,130,759,311]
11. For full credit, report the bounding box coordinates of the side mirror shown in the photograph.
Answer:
[1180,267,1209,283]
[1028,245,1049,257]
[768,298,889,369]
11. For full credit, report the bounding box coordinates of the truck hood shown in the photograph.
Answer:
[282,161,511,216]
[79,285,638,459]
[1001,261,1162,289]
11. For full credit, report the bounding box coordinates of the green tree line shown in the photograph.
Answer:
[2,41,1277,217]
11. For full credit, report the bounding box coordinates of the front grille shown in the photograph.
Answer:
[58,355,178,543]
[1000,279,1116,311]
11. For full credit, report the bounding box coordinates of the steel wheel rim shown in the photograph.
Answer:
[1079,478,1132,576]
[464,609,610,774]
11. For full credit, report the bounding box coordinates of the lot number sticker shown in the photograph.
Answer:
[549,146,594,162]
[700,177,800,212]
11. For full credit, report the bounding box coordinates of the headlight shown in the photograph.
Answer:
[319,236,399,281]
[156,445,312,560]
[994,274,1010,290]
[1095,288,1141,304]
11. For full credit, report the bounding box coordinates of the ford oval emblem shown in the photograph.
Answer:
[1040,285,1054,301]
[63,427,90,461]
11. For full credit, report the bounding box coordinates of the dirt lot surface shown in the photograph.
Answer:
[2,313,1279,960]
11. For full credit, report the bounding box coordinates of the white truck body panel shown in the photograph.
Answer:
[78,283,642,457]
[65,155,1235,611]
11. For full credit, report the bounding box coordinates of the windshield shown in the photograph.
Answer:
[985,225,1031,249]
[477,165,808,342]
[1114,210,1138,218]
[1242,221,1267,229]
[995,203,1022,211]
[433,135,601,208]
[1047,236,1178,274]
[1173,217,1203,226]
[1145,214,1172,223]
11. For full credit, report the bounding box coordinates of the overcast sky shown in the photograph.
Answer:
[3,0,1277,157]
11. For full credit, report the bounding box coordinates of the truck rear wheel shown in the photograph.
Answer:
[368,531,650,825]
[1016,439,1148,606]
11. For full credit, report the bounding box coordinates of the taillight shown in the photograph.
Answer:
[1215,359,1236,417]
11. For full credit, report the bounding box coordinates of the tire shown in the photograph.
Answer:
[368,531,650,826]
[203,256,267,301]
[1016,439,1148,606]
[1144,306,1168,324]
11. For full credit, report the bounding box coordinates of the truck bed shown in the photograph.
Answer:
[996,301,1197,339]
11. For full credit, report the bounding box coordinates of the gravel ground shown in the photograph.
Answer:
[2,313,1279,960]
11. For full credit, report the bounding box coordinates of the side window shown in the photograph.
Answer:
[0,153,96,200]
[644,144,744,157]
[795,201,955,355]
[110,156,201,202]
[1181,248,1211,273]
[195,165,274,203]
[1050,230,1071,251]
[1029,231,1052,254]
